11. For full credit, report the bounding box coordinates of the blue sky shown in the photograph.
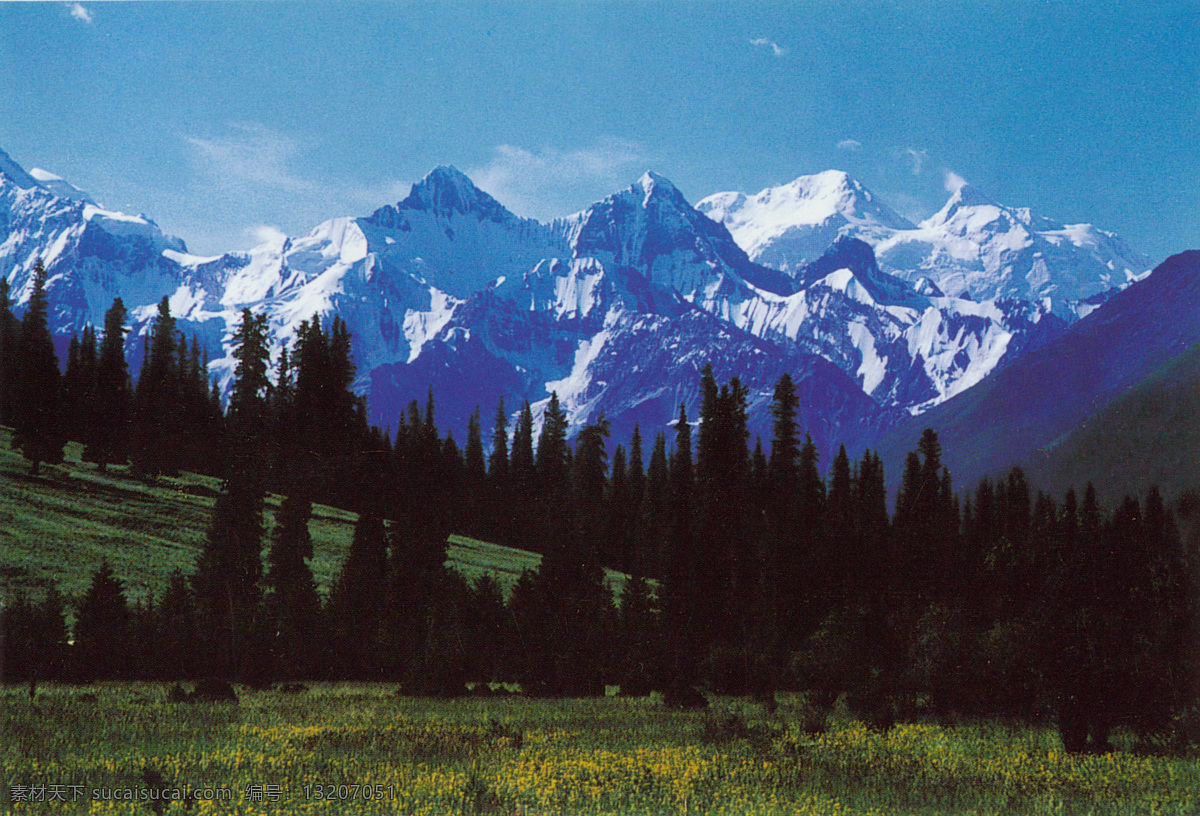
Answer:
[2,1,1197,260]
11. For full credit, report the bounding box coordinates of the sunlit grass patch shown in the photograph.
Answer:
[5,685,1198,815]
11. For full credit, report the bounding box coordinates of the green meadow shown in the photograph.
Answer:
[4,683,1199,815]
[0,426,633,609]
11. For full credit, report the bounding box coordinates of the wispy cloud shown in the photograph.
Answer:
[184,123,317,194]
[837,139,862,152]
[944,170,968,194]
[246,224,289,247]
[67,3,93,24]
[469,140,648,219]
[902,147,928,175]
[750,37,787,57]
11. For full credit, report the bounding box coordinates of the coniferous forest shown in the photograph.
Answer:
[3,259,1199,756]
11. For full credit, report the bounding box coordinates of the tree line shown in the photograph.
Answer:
[3,261,1198,754]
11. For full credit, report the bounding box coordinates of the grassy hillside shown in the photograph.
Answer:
[0,427,629,608]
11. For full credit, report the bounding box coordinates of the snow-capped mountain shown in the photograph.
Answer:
[875,181,1151,316]
[702,172,1153,320]
[697,170,915,275]
[0,147,1145,457]
[0,148,194,349]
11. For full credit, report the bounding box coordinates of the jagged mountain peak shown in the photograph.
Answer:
[799,236,879,281]
[635,170,683,201]
[0,147,43,191]
[29,167,98,206]
[797,236,928,308]
[396,164,513,225]
[922,181,1007,228]
[696,170,915,275]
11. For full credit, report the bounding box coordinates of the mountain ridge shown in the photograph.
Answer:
[0,148,1160,466]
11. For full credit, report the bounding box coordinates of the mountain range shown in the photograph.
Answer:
[4,145,1191,498]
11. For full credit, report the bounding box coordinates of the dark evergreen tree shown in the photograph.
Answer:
[191,477,265,678]
[606,443,632,573]
[488,396,510,482]
[10,259,67,475]
[534,391,570,552]
[825,444,855,605]
[464,406,486,480]
[0,276,21,426]
[62,326,97,445]
[83,299,132,472]
[131,297,182,477]
[661,404,697,680]
[462,406,486,535]
[227,308,272,484]
[694,368,752,654]
[327,509,390,678]
[292,315,363,507]
[74,562,131,680]
[264,493,321,678]
[154,571,198,680]
[617,576,663,694]
[571,416,610,557]
[637,431,671,578]
[627,423,646,517]
[511,400,535,490]
[1,586,70,684]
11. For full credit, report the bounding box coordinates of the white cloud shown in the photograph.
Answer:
[246,224,289,247]
[750,37,787,57]
[837,139,862,152]
[67,3,93,24]
[184,122,317,194]
[468,140,648,220]
[944,171,968,194]
[902,147,928,175]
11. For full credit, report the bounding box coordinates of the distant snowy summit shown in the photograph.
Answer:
[697,170,915,274]
[0,146,1157,455]
[699,171,1152,319]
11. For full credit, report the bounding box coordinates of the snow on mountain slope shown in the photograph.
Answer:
[363,166,568,299]
[369,278,891,462]
[566,172,796,304]
[0,146,1092,453]
[697,170,915,274]
[874,182,1151,316]
[724,238,1056,412]
[29,168,98,206]
[702,172,1152,320]
[1,149,191,339]
[872,249,1200,501]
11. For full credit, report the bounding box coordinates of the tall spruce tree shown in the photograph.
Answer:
[131,297,182,477]
[227,308,272,484]
[638,431,670,578]
[62,326,98,446]
[264,493,321,678]
[488,396,510,482]
[84,299,132,472]
[11,260,66,475]
[534,392,570,551]
[663,404,697,679]
[0,276,21,426]
[328,509,391,678]
[191,476,265,678]
[511,400,535,487]
[74,562,131,680]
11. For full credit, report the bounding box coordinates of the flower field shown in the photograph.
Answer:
[4,684,1197,815]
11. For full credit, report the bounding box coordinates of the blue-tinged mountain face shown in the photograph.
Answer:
[4,147,1147,468]
[871,249,1200,499]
